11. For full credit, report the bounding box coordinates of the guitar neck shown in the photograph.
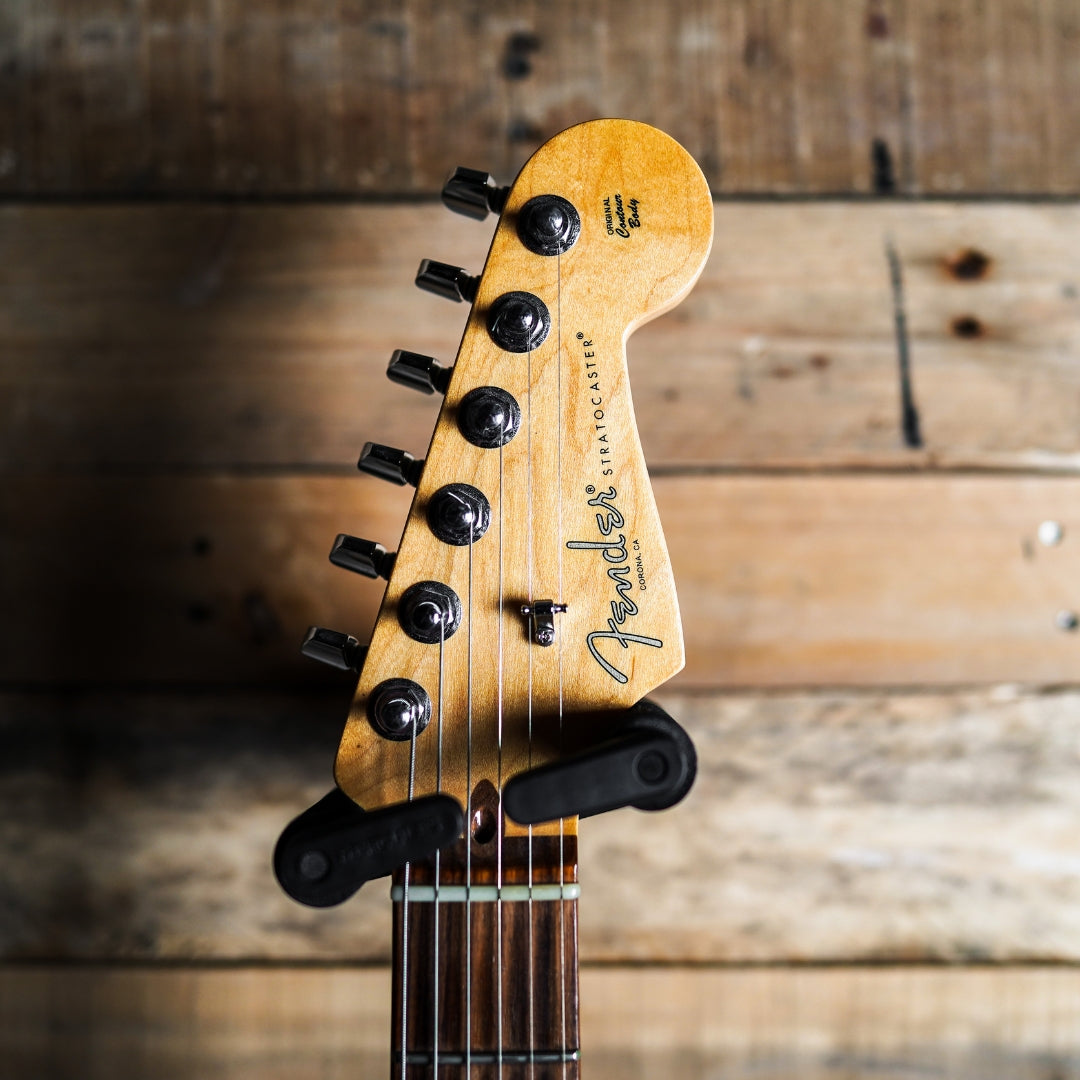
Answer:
[391,832,580,1078]
[273,119,713,1078]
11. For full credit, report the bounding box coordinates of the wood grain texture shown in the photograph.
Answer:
[5,1,1080,196]
[5,202,1080,474]
[334,119,712,815]
[5,688,1080,963]
[6,11,1080,1069]
[3,965,1079,1080]
[392,888,579,1078]
[4,473,1079,687]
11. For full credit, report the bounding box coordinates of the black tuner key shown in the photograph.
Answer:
[301,626,367,672]
[502,700,697,825]
[358,442,424,487]
[441,166,509,221]
[416,259,480,304]
[386,349,453,395]
[330,535,396,580]
[274,788,464,908]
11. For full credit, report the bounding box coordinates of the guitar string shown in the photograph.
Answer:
[432,623,445,1076]
[497,439,506,1080]
[410,214,587,1078]
[466,519,474,1077]
[405,251,568,1077]
[399,710,418,1080]
[525,330,536,1080]
[556,246,568,1080]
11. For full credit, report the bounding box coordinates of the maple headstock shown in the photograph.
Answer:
[331,120,713,833]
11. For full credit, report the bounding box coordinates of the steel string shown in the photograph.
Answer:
[399,709,419,1080]
[556,247,568,1079]
[465,521,474,1076]
[496,447,505,1077]
[526,332,536,1079]
[432,623,445,1076]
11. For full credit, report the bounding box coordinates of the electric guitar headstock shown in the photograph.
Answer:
[275,119,713,1076]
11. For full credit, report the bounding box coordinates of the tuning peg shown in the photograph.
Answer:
[301,626,367,672]
[357,442,424,487]
[415,259,480,303]
[441,166,509,221]
[386,350,452,395]
[330,535,396,580]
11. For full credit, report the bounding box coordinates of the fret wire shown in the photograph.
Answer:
[398,1049,580,1067]
[390,883,581,902]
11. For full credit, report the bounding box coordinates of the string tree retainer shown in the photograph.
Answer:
[520,599,567,647]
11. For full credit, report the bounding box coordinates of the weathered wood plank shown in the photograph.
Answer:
[3,965,1079,1080]
[1046,0,1080,190]
[4,203,1080,473]
[142,0,219,194]
[4,1,1080,196]
[2,474,1078,687]
[5,689,1079,962]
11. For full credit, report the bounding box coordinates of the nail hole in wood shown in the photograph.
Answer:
[951,314,983,339]
[944,248,991,281]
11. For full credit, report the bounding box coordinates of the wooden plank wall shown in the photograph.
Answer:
[3,3,1080,1079]
[4,0,1080,196]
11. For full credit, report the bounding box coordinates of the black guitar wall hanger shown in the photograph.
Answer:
[274,789,464,908]
[274,700,695,907]
[503,699,696,824]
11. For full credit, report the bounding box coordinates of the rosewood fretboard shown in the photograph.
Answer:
[391,830,580,1080]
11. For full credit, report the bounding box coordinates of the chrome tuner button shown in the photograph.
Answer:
[441,167,509,221]
[329,535,396,580]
